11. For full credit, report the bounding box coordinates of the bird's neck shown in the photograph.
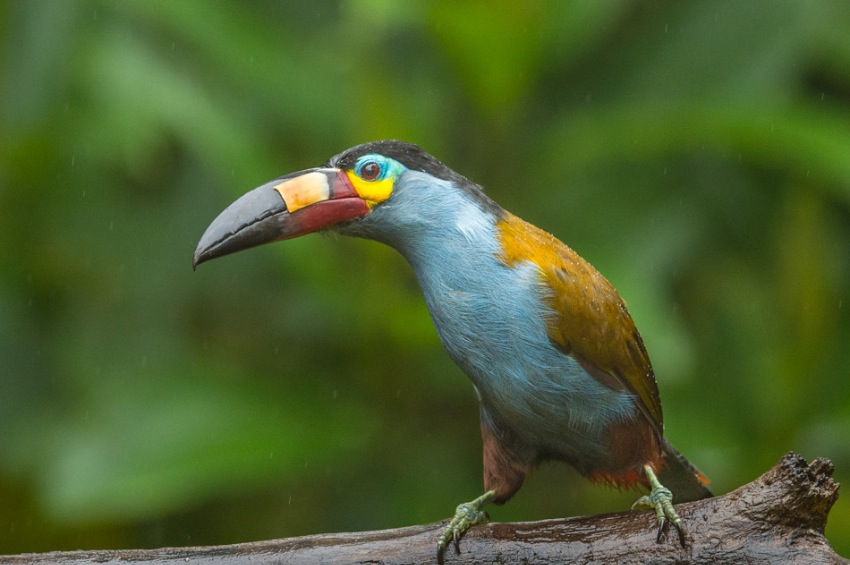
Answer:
[370,182,522,375]
[337,172,504,282]
[340,174,527,382]
[385,185,504,291]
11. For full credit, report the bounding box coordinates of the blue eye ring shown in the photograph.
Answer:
[354,155,407,182]
[359,160,382,181]
[355,155,391,182]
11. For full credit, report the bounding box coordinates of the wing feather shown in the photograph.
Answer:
[496,213,664,436]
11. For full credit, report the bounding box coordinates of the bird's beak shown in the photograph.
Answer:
[193,167,369,268]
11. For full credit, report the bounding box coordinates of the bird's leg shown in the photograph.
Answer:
[437,490,496,563]
[631,464,685,546]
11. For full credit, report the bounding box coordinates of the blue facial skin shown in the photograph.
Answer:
[353,154,408,182]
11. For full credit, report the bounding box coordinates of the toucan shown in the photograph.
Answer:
[194,140,711,561]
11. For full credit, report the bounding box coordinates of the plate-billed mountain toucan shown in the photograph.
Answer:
[194,140,711,560]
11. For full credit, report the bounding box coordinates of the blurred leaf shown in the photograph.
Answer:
[39,363,377,522]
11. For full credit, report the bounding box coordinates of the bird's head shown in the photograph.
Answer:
[193,140,498,267]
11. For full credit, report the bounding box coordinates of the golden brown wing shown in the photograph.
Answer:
[496,212,663,435]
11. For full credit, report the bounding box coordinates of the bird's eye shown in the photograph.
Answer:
[359,160,382,181]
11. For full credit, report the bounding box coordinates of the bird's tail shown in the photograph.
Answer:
[658,439,713,502]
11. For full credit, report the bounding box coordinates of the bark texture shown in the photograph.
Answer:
[1,453,845,565]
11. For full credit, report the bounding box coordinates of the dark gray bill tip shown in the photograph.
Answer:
[192,178,293,269]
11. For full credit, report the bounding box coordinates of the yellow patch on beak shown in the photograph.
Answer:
[274,172,331,213]
[345,171,394,206]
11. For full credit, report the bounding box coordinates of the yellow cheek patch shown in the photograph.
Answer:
[345,171,394,206]
[274,172,330,213]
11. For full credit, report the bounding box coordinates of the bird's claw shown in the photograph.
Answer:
[439,502,489,553]
[436,491,495,565]
[632,465,685,547]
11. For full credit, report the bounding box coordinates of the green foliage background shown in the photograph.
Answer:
[2,0,849,556]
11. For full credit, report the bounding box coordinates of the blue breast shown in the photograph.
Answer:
[338,172,637,465]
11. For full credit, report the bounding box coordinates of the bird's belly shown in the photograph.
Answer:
[425,266,637,466]
[469,347,637,467]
